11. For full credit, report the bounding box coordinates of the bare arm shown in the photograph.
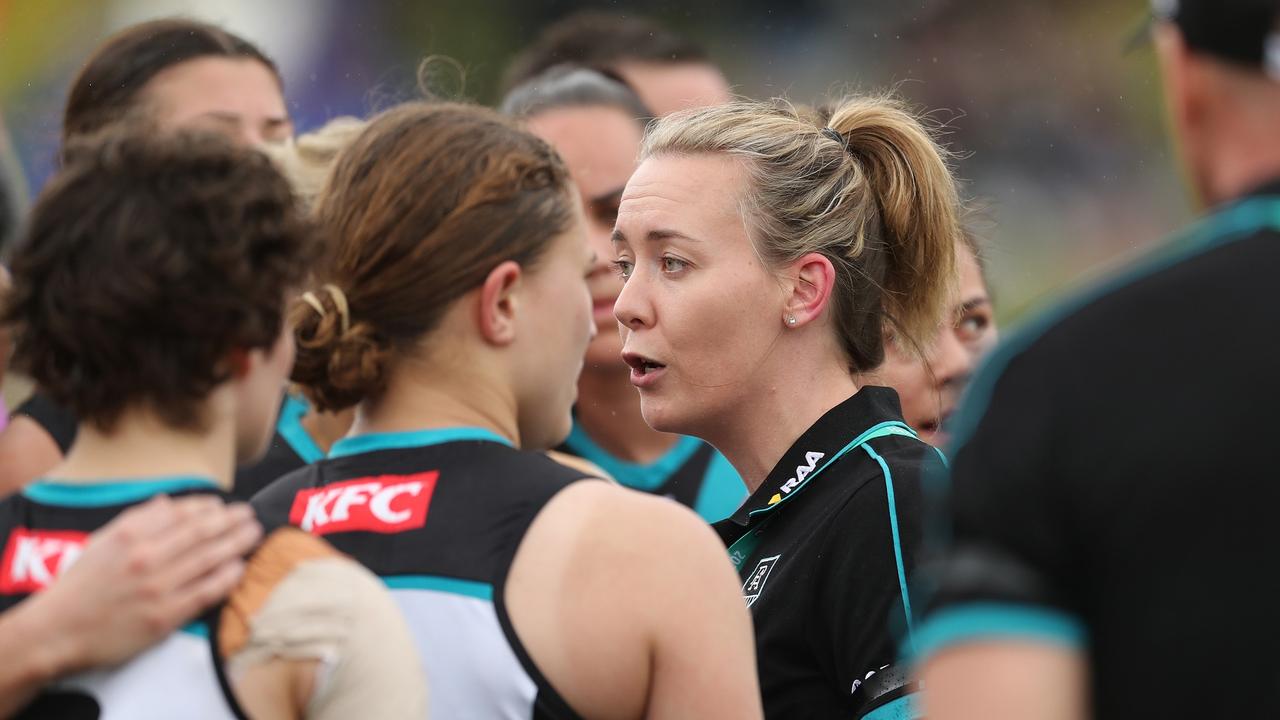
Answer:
[0,495,261,717]
[635,500,762,720]
[920,641,1088,720]
[0,416,63,497]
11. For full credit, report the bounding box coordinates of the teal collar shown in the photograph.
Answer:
[24,476,221,507]
[329,426,514,459]
[562,422,703,492]
[276,394,325,463]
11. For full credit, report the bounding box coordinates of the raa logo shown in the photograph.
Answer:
[742,554,781,608]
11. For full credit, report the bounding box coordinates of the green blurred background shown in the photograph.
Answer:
[0,0,1188,324]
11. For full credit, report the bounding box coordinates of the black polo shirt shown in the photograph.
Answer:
[714,386,942,719]
[917,180,1280,719]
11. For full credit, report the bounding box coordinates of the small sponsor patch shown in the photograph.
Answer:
[289,472,439,535]
[742,554,781,608]
[0,528,88,593]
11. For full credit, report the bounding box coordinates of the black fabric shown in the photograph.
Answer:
[252,438,590,719]
[13,392,77,454]
[713,386,939,719]
[231,436,305,501]
[924,179,1280,719]
[651,442,715,507]
[1161,0,1280,67]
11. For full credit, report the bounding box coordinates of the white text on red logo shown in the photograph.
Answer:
[288,472,438,535]
[0,528,89,593]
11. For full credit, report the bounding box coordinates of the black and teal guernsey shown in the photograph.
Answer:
[559,422,745,522]
[713,387,941,719]
[917,179,1280,719]
[252,427,590,720]
[0,478,247,719]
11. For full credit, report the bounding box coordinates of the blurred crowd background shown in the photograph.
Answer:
[0,0,1182,325]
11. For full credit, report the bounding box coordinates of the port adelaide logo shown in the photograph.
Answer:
[742,554,781,607]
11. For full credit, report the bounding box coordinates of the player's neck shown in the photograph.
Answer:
[49,406,234,491]
[707,360,859,495]
[353,361,521,449]
[575,362,681,464]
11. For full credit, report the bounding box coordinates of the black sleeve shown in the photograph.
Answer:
[916,343,1086,660]
[809,439,930,709]
[13,392,77,454]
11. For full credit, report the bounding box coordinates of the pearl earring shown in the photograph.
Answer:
[786,315,797,326]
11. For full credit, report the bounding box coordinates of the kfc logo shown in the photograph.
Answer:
[0,528,89,594]
[289,472,438,535]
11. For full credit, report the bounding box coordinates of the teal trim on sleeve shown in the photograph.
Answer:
[862,695,920,720]
[915,603,1086,660]
[24,476,220,507]
[330,427,514,458]
[948,196,1280,458]
[692,450,747,523]
[863,443,916,653]
[179,621,210,639]
[382,574,494,601]
[275,394,324,463]
[561,422,702,492]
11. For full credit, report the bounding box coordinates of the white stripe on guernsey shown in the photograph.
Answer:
[392,589,538,719]
[52,632,234,719]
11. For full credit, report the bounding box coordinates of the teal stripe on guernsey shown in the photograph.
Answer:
[863,696,920,720]
[329,426,514,458]
[382,574,494,601]
[915,603,1086,659]
[562,422,702,492]
[562,421,745,522]
[24,476,220,507]
[863,443,917,654]
[276,394,324,463]
[179,621,210,639]
[948,196,1280,457]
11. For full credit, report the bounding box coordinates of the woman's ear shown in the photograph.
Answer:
[478,260,523,346]
[781,252,837,329]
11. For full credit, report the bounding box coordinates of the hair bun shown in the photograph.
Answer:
[290,287,390,411]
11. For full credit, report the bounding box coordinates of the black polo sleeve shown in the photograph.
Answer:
[916,341,1087,661]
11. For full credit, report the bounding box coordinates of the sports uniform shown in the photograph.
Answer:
[0,478,249,719]
[253,426,593,720]
[0,476,428,719]
[917,181,1280,718]
[713,386,940,719]
[558,422,744,522]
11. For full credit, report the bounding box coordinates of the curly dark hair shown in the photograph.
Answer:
[2,128,315,432]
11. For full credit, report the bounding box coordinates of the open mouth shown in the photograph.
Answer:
[622,352,666,376]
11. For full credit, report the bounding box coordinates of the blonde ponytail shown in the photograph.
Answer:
[641,93,962,371]
[828,95,959,353]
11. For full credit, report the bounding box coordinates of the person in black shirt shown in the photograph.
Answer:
[917,2,1280,718]
[612,94,964,717]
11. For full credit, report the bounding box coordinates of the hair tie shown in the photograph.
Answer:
[821,127,846,146]
[300,283,351,336]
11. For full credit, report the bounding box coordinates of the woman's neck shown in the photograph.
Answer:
[352,359,521,447]
[706,360,860,494]
[574,364,681,463]
[50,408,235,491]
[299,407,355,454]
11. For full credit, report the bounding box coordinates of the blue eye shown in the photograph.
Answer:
[611,259,634,279]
